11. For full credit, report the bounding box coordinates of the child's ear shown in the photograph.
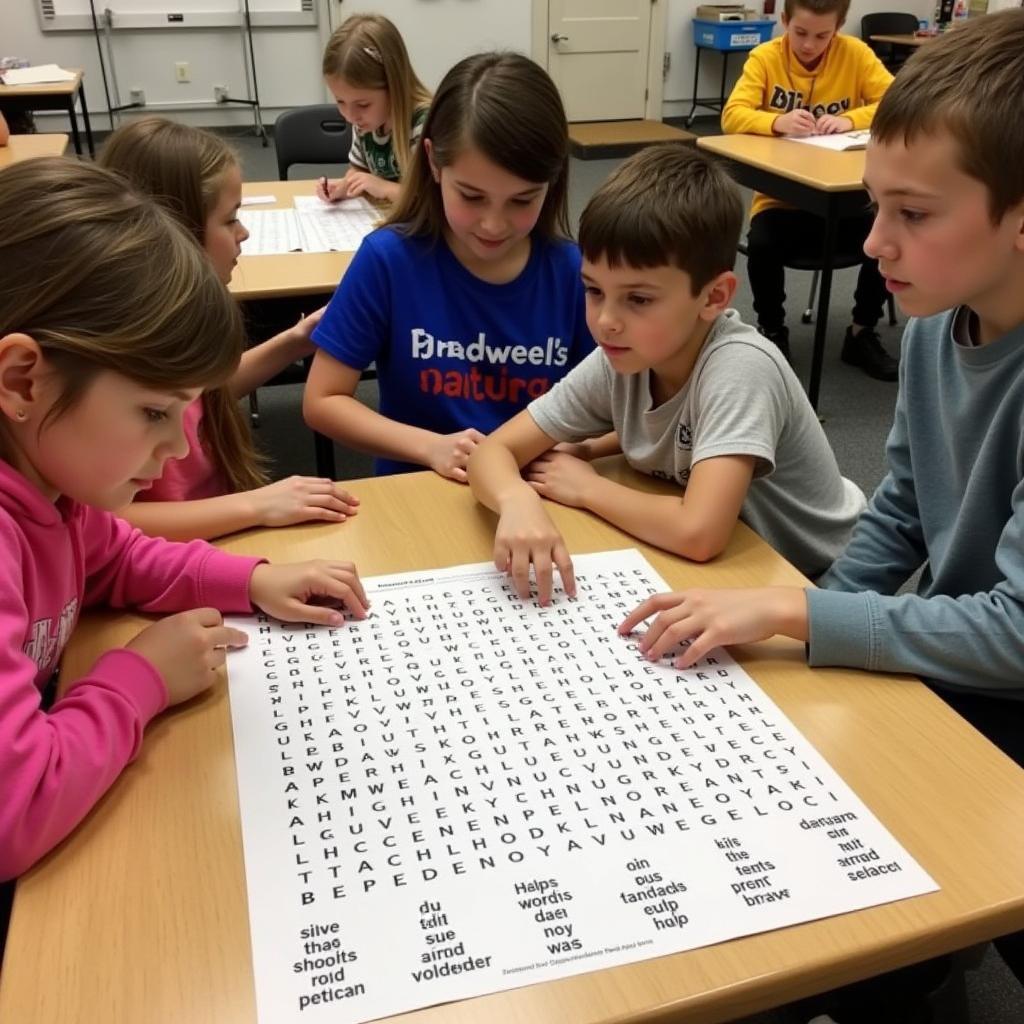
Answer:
[0,334,47,424]
[700,271,738,320]
[422,138,441,183]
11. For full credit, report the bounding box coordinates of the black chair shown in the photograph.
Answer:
[737,241,898,337]
[274,103,352,179]
[861,12,921,72]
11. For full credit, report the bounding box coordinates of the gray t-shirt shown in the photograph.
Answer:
[528,309,864,578]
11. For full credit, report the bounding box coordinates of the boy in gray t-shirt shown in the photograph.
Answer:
[467,143,863,602]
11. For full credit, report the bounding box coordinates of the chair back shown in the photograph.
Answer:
[274,104,352,180]
[861,12,922,70]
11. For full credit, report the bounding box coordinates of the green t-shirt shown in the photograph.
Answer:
[348,106,428,181]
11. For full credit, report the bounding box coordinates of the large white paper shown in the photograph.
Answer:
[0,64,76,85]
[226,550,937,1024]
[237,198,379,256]
[785,129,871,151]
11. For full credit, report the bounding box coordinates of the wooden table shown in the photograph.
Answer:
[4,465,1024,1024]
[229,179,364,301]
[869,33,931,47]
[0,70,93,157]
[699,133,871,411]
[0,133,69,168]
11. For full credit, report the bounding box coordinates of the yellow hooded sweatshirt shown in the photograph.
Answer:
[722,34,893,218]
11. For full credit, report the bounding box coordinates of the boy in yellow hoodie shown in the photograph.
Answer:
[722,0,898,381]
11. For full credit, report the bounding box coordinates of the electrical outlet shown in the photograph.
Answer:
[175,61,190,83]
[129,87,145,105]
[214,84,229,103]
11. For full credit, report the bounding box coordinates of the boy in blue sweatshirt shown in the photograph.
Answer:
[622,9,1024,1001]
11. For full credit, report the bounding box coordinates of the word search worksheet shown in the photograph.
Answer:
[225,549,937,1024]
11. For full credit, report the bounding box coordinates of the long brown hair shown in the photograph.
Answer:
[322,13,431,179]
[384,52,571,241]
[99,117,268,491]
[0,158,241,459]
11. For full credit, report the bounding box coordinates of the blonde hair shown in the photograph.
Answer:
[100,117,268,492]
[0,158,242,460]
[385,52,570,242]
[322,13,431,179]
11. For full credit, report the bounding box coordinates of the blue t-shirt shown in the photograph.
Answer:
[312,226,594,474]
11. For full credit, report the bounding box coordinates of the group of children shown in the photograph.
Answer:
[1,6,1023,1022]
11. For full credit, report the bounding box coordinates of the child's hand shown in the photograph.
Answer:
[618,587,809,668]
[249,560,369,626]
[524,451,598,508]
[494,492,576,605]
[126,608,248,706]
[291,305,326,347]
[427,428,486,483]
[250,476,359,528]
[773,109,817,136]
[343,170,390,199]
[317,177,350,203]
[815,114,854,135]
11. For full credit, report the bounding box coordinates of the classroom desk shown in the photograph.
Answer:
[869,33,931,47]
[229,179,366,301]
[0,70,94,158]
[698,133,871,411]
[4,465,1024,1024]
[0,132,69,168]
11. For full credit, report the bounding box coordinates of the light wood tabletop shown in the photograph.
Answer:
[4,464,1024,1024]
[698,133,867,192]
[869,33,931,46]
[229,179,375,301]
[0,68,83,98]
[0,133,69,168]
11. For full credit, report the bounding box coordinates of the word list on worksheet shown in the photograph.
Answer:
[225,549,937,1024]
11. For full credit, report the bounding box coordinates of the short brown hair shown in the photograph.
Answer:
[872,9,1024,223]
[783,0,849,22]
[578,144,743,295]
[385,52,570,242]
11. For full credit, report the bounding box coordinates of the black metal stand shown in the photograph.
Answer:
[86,0,267,144]
[686,46,745,127]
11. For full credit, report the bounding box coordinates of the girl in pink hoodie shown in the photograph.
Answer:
[0,158,369,883]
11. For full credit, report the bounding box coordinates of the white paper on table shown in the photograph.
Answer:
[1,64,77,85]
[293,194,381,252]
[225,548,939,1024]
[241,195,277,206]
[784,129,871,151]
[237,209,306,255]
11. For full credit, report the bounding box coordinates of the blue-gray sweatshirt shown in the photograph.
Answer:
[806,306,1024,696]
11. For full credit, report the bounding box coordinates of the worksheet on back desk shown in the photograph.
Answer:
[293,195,381,252]
[238,209,306,254]
[225,548,937,1024]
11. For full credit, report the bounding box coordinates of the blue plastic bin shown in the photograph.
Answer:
[693,18,775,50]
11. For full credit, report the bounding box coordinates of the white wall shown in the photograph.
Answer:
[0,0,977,134]
[0,0,529,130]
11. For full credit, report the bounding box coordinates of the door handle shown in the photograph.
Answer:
[551,33,569,43]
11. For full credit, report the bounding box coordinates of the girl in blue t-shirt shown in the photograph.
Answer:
[304,51,594,479]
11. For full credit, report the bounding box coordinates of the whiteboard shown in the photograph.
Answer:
[37,0,317,31]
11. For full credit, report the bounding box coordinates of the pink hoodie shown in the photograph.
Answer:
[0,459,263,880]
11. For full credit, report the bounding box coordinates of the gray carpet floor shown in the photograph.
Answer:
[225,125,1022,1024]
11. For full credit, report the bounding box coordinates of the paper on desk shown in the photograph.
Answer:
[785,129,871,151]
[238,198,380,255]
[241,195,277,205]
[1,64,76,85]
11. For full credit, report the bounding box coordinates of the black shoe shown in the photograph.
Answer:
[841,326,898,382]
[757,323,791,361]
